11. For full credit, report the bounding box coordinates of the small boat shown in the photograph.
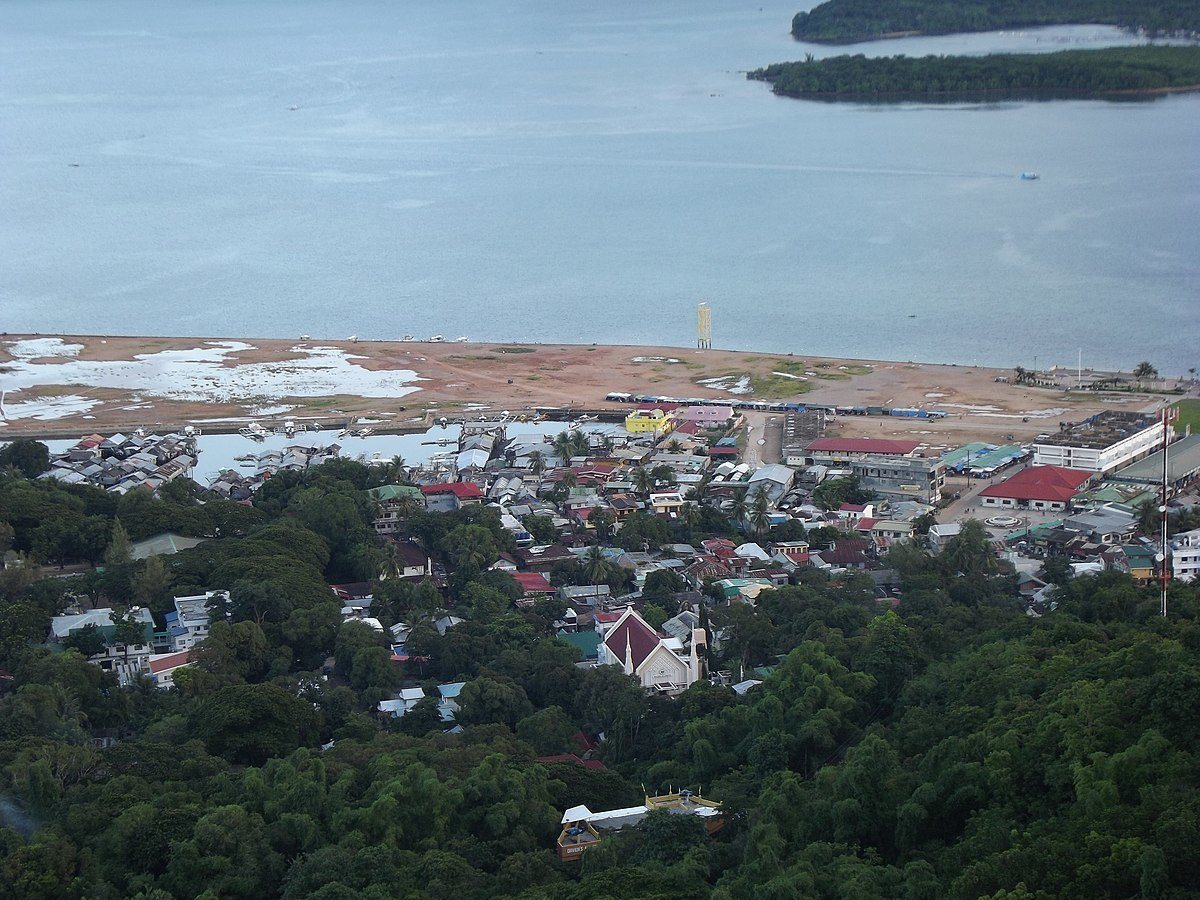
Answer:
[338,428,351,439]
[454,336,470,342]
[428,334,444,343]
[234,454,256,462]
[401,334,415,342]
[356,427,374,437]
[1020,172,1040,181]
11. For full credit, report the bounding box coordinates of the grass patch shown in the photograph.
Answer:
[526,375,541,381]
[748,373,816,399]
[841,364,872,376]
[1172,398,1200,435]
[497,346,535,354]
[447,354,499,362]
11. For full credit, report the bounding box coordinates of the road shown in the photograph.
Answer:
[743,412,783,467]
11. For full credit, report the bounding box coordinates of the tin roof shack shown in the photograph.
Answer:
[1032,411,1165,474]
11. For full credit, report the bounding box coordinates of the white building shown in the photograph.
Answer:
[1032,412,1165,474]
[165,591,225,652]
[49,607,156,687]
[1172,528,1200,583]
[597,607,705,695]
[148,650,195,688]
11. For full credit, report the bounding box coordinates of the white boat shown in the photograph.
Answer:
[1020,172,1040,181]
[401,334,416,342]
[356,427,374,437]
[428,334,444,343]
[454,336,470,342]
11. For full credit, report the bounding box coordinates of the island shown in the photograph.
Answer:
[791,0,1200,44]
[748,45,1200,102]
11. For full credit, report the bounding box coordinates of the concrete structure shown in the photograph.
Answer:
[1032,412,1164,474]
[851,455,945,505]
[676,405,734,425]
[164,591,225,652]
[927,523,961,554]
[1171,528,1200,583]
[978,466,1093,512]
[558,789,722,862]
[624,408,676,435]
[148,650,195,689]
[1107,433,1200,497]
[800,437,921,466]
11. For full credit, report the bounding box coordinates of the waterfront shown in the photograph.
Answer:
[2,1,1197,370]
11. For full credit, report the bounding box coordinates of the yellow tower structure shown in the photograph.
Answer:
[697,302,712,349]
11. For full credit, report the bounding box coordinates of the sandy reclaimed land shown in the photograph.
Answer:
[0,333,1156,449]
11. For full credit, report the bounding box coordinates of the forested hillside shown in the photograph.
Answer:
[750,46,1200,101]
[2,456,1199,898]
[791,0,1200,44]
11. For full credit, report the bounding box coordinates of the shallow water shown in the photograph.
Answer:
[3,1,1196,371]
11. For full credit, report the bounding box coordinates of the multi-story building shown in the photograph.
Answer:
[1172,528,1200,583]
[624,408,676,435]
[165,591,225,652]
[1032,412,1165,474]
[850,455,945,505]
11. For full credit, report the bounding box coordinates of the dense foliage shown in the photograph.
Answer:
[2,459,1200,897]
[751,45,1200,101]
[791,0,1200,44]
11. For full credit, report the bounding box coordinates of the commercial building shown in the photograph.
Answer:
[1107,433,1200,497]
[850,455,945,505]
[794,437,921,467]
[1032,412,1165,474]
[624,408,677,435]
[1171,529,1200,583]
[978,465,1094,512]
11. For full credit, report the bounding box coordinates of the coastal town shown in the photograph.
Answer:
[4,340,1199,872]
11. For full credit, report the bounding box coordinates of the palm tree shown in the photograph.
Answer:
[528,450,547,476]
[651,465,676,486]
[1133,361,1158,387]
[380,541,403,580]
[633,467,654,497]
[552,431,574,464]
[666,439,683,453]
[569,429,590,458]
[583,545,610,585]
[1013,365,1027,384]
[395,492,420,522]
[558,470,577,492]
[729,491,748,525]
[749,487,771,537]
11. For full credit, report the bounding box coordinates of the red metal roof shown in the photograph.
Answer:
[978,465,1091,503]
[148,650,194,674]
[603,611,660,671]
[512,571,555,593]
[806,438,921,455]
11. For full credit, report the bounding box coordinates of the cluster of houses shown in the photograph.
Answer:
[46,590,224,688]
[41,429,199,494]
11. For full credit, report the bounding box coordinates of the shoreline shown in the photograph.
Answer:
[1,333,1181,452]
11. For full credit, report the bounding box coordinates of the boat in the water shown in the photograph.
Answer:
[1020,172,1040,181]
[428,334,445,343]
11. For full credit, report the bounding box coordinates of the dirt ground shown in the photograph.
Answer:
[0,333,1153,447]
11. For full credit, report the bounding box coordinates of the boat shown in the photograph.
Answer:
[454,336,470,342]
[401,334,415,342]
[1020,172,1040,181]
[428,334,445,343]
[234,454,256,462]
[356,427,374,437]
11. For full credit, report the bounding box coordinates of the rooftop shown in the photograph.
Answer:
[1034,411,1158,450]
[1108,434,1200,485]
[805,437,921,456]
[978,465,1093,503]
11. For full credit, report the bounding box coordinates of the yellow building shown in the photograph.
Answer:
[625,408,676,434]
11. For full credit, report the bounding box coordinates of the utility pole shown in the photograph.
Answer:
[1159,406,1175,617]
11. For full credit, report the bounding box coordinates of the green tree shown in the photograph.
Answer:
[0,439,50,478]
[516,705,576,754]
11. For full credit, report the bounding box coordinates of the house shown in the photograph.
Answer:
[746,464,795,505]
[147,650,196,689]
[870,520,913,548]
[648,491,685,517]
[420,482,484,512]
[515,544,578,573]
[597,607,705,695]
[1032,411,1164,474]
[378,687,426,718]
[713,578,776,603]
[927,523,961,554]
[1171,528,1200,583]
[836,502,876,522]
[557,630,602,663]
[978,465,1093,512]
[437,682,466,721]
[624,408,676,435]
[383,540,432,579]
[1063,505,1138,545]
[811,547,869,570]
[559,584,611,607]
[50,607,156,686]
[512,571,556,597]
[164,591,225,652]
[677,405,734,426]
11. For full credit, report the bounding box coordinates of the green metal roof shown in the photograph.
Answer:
[557,630,601,660]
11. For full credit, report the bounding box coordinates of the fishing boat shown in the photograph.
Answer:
[401,334,416,342]
[428,334,445,343]
[1020,172,1040,181]
[355,427,374,437]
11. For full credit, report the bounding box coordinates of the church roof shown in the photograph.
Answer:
[603,609,661,672]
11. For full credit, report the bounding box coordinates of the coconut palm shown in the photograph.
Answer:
[528,450,547,476]
[633,467,654,497]
[749,486,771,536]
[558,470,577,491]
[583,545,610,585]
[1133,361,1159,387]
[651,465,676,486]
[729,491,748,525]
[666,439,683,453]
[395,491,420,522]
[569,429,590,458]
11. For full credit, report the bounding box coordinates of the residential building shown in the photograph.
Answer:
[420,482,484,512]
[369,484,424,534]
[164,591,225,652]
[746,464,795,505]
[927,523,961,554]
[1032,412,1165,474]
[148,650,195,689]
[382,541,432,579]
[558,790,723,862]
[437,682,466,721]
[978,465,1093,512]
[49,607,156,686]
[378,687,426,718]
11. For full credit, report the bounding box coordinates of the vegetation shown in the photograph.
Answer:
[1172,398,1200,436]
[750,46,1200,101]
[3,455,1200,897]
[790,0,1200,44]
